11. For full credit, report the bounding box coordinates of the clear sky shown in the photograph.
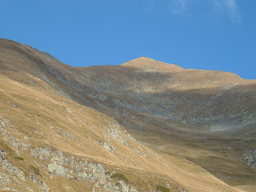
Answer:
[0,0,255,79]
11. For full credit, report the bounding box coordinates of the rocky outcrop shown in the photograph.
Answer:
[240,150,256,169]
[0,116,10,129]
[31,146,138,192]
[0,150,26,186]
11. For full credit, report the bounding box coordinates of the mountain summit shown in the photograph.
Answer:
[0,39,256,192]
[121,57,184,72]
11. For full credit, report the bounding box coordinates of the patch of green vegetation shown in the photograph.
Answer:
[111,173,128,183]
[156,185,169,192]
[15,156,24,161]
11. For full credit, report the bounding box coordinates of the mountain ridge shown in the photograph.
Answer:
[0,38,250,80]
[0,38,256,192]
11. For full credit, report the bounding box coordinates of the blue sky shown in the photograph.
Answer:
[0,0,255,79]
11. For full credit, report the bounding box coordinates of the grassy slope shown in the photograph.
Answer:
[0,72,243,192]
[0,39,252,191]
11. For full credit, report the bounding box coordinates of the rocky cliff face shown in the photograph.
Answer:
[0,38,256,192]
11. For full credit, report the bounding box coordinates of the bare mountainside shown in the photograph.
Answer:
[0,38,256,192]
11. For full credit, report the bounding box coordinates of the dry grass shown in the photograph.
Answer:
[0,38,255,192]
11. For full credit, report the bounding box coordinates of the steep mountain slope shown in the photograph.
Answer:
[0,38,255,192]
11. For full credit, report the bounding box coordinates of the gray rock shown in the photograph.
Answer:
[48,163,67,177]
[0,116,10,129]
[241,150,256,169]
[31,146,139,192]
[103,142,115,152]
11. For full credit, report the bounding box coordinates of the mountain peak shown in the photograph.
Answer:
[121,57,184,72]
